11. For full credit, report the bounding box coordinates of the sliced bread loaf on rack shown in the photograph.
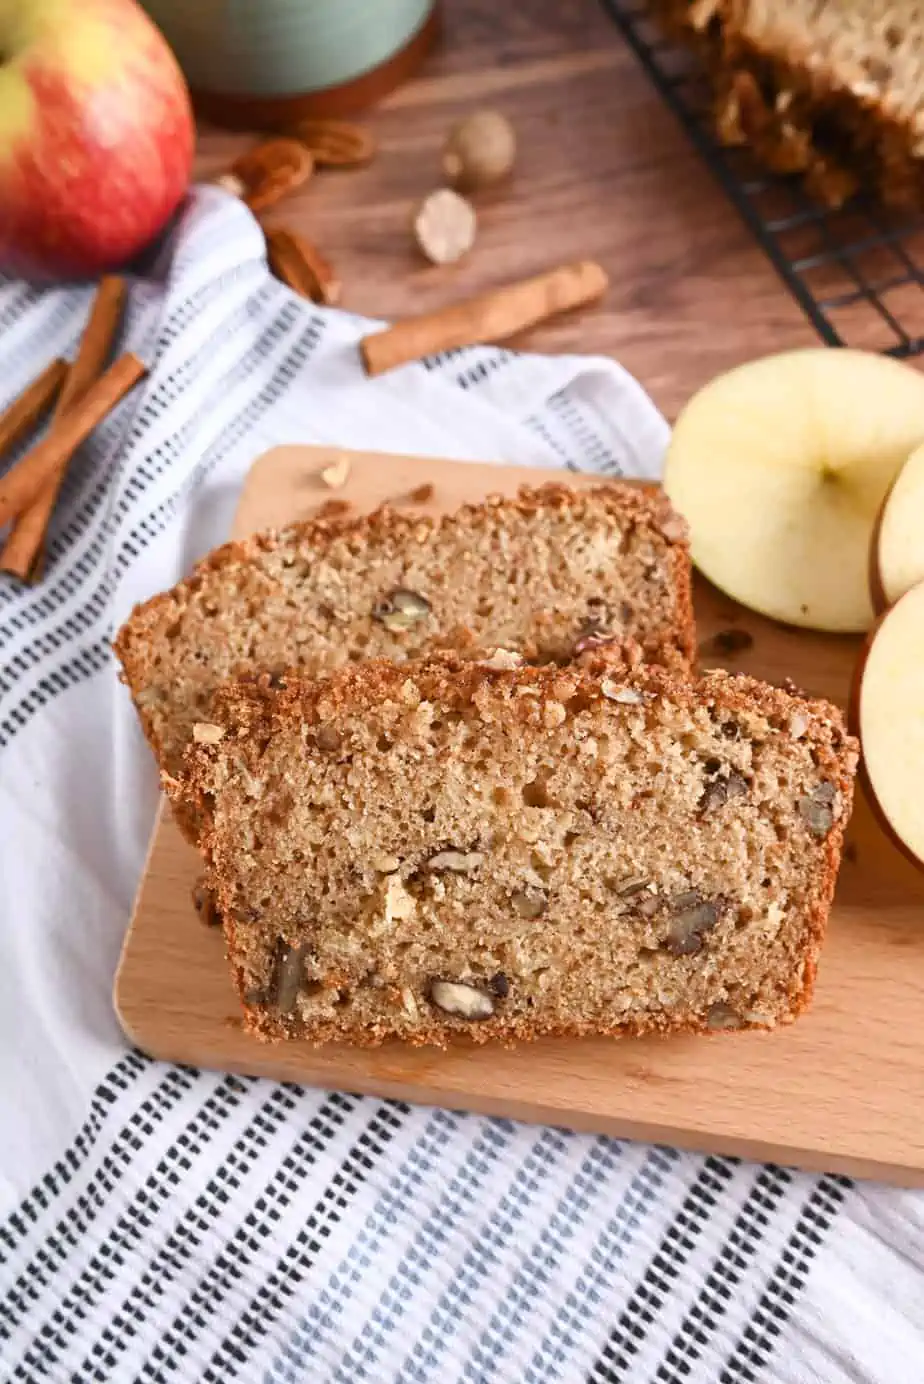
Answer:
[656,0,924,207]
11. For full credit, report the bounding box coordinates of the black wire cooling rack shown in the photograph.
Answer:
[601,0,924,358]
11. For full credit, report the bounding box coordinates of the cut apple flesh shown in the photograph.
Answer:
[855,581,924,870]
[665,349,924,632]
[872,438,924,610]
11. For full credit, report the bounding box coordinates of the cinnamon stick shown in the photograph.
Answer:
[0,277,126,580]
[0,358,67,456]
[0,354,146,531]
[360,260,609,377]
[266,226,341,305]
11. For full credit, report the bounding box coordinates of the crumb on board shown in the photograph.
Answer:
[315,498,353,519]
[321,454,351,489]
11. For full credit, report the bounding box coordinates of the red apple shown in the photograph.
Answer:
[0,0,194,279]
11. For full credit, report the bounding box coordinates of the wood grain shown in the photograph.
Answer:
[194,0,822,420]
[116,444,924,1186]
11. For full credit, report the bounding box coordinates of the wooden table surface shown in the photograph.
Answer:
[193,0,819,420]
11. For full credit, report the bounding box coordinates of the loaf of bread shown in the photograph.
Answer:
[655,0,924,207]
[176,655,857,1046]
[115,483,695,803]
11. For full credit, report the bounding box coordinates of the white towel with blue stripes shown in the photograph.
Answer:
[0,188,921,1384]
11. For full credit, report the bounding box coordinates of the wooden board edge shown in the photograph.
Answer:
[103,1003,924,1186]
[113,798,170,1039]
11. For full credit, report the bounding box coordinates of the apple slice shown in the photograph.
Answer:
[853,580,924,871]
[664,349,924,632]
[871,439,924,611]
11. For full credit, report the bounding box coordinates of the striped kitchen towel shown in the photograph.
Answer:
[0,188,921,1384]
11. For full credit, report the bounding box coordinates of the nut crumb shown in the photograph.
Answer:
[798,782,837,838]
[320,454,351,489]
[698,769,748,815]
[374,588,431,631]
[511,888,547,919]
[384,874,416,924]
[316,498,352,520]
[428,979,495,1020]
[192,722,225,744]
[426,849,483,874]
[269,942,306,1014]
[480,648,524,670]
[706,1001,742,1031]
[659,514,688,543]
[788,710,809,739]
[409,483,434,503]
[316,725,341,752]
[601,680,645,705]
[664,895,721,957]
[401,986,419,1019]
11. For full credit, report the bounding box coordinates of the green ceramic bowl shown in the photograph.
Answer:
[144,0,435,100]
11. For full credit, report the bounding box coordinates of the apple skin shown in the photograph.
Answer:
[868,490,890,616]
[868,439,924,616]
[848,585,924,877]
[0,0,194,279]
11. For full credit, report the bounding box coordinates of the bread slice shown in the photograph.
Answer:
[115,483,695,805]
[655,0,924,207]
[175,655,857,1047]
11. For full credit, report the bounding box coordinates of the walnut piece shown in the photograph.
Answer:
[788,710,809,739]
[601,681,645,705]
[269,942,306,1014]
[192,722,225,744]
[511,888,547,919]
[426,849,483,874]
[798,782,837,837]
[706,1001,743,1031]
[316,725,341,752]
[664,894,722,957]
[429,979,495,1020]
[373,588,432,632]
[480,648,524,670]
[698,768,749,815]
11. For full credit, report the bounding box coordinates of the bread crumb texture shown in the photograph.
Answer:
[113,484,695,805]
[175,657,858,1047]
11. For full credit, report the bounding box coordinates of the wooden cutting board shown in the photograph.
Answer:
[115,444,924,1185]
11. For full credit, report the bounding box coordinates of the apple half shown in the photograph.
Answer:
[853,580,924,871]
[871,439,924,612]
[664,349,924,632]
